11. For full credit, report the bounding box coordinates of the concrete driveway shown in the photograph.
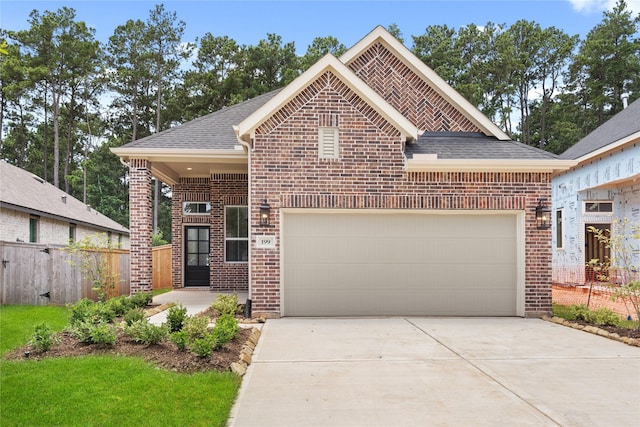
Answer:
[228,317,640,427]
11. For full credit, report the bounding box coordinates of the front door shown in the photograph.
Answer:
[185,226,210,286]
[585,224,610,282]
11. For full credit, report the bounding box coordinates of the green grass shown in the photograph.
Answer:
[0,305,240,427]
[152,288,172,297]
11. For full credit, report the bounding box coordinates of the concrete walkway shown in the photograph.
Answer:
[228,317,640,427]
[148,290,247,325]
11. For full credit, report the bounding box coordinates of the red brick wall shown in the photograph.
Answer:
[250,70,552,317]
[171,175,248,291]
[129,159,153,294]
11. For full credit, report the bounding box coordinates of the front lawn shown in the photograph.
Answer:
[0,305,240,427]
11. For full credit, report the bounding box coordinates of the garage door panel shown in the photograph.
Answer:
[283,212,518,316]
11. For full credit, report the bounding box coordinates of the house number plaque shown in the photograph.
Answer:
[255,235,276,249]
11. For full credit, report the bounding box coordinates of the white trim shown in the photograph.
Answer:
[406,158,577,173]
[236,54,418,144]
[224,205,249,264]
[340,26,511,141]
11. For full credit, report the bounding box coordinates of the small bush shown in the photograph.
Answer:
[29,323,59,352]
[166,304,187,333]
[68,298,98,325]
[182,316,209,340]
[90,322,117,346]
[126,320,168,345]
[105,295,132,317]
[211,293,239,316]
[69,320,96,343]
[129,292,152,308]
[123,307,145,326]
[593,307,621,327]
[190,334,215,358]
[170,330,189,351]
[571,304,591,321]
[211,314,239,347]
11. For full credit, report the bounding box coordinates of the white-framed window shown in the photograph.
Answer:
[69,223,77,243]
[29,216,39,243]
[318,127,339,159]
[183,202,211,215]
[225,206,248,262]
[584,201,613,214]
[555,210,563,249]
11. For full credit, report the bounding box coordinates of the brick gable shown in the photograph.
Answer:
[346,42,482,133]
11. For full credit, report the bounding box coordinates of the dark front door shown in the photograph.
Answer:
[185,226,210,286]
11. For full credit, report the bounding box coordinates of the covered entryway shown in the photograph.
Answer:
[282,211,521,316]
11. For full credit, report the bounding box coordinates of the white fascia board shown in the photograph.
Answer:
[236,54,418,144]
[340,26,511,141]
[406,158,578,173]
[110,148,247,162]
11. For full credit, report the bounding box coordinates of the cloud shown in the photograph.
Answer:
[568,0,640,14]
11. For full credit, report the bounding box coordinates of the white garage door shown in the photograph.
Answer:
[282,211,519,316]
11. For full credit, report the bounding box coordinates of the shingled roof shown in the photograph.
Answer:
[0,161,128,234]
[406,132,559,160]
[119,90,282,150]
[560,98,640,160]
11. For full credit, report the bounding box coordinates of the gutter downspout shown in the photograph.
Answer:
[234,126,253,317]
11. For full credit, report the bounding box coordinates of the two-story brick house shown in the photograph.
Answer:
[113,26,574,318]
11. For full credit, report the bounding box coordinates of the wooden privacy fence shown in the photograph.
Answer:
[0,241,130,306]
[152,244,172,290]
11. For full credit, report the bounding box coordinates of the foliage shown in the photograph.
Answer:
[211,314,239,347]
[152,229,169,246]
[105,295,133,317]
[29,323,59,352]
[69,320,117,346]
[166,303,188,332]
[129,291,152,308]
[211,293,239,316]
[123,307,145,326]
[67,234,120,301]
[190,334,216,358]
[125,319,168,345]
[170,330,189,351]
[182,315,210,340]
[68,298,116,325]
[587,219,640,329]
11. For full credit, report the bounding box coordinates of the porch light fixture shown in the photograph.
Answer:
[259,200,271,227]
[535,199,551,229]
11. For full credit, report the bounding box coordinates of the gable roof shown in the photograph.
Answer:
[0,161,129,235]
[340,26,511,141]
[559,98,640,161]
[236,54,418,144]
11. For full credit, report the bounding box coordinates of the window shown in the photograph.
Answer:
[69,223,77,243]
[29,216,39,243]
[555,210,563,249]
[584,201,613,213]
[225,206,248,262]
[183,202,211,215]
[319,127,339,159]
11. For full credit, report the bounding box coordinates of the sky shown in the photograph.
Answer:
[2,0,639,54]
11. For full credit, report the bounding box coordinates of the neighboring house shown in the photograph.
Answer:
[0,161,130,249]
[113,26,574,318]
[552,98,640,285]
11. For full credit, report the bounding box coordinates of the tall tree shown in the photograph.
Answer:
[300,36,346,71]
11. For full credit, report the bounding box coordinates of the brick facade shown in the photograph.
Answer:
[129,159,153,294]
[249,69,553,317]
[171,175,248,291]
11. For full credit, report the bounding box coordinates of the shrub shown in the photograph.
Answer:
[211,293,239,316]
[182,316,209,340]
[190,334,215,358]
[123,307,145,326]
[90,322,117,346]
[68,299,115,325]
[105,295,132,317]
[166,304,187,333]
[126,320,168,345]
[593,307,621,327]
[29,323,59,352]
[69,320,96,343]
[129,292,152,308]
[170,330,189,351]
[571,304,591,321]
[211,314,239,347]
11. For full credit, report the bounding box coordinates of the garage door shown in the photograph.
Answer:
[282,211,519,316]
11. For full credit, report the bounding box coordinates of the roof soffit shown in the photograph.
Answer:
[340,26,511,141]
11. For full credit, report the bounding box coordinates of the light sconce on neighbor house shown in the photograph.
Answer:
[535,199,551,229]
[259,200,271,227]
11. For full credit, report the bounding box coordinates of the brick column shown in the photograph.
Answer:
[129,159,153,294]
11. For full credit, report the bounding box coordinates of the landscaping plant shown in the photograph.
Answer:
[125,319,169,345]
[211,293,239,316]
[29,323,59,352]
[123,307,145,326]
[587,219,640,328]
[66,234,120,301]
[166,303,188,332]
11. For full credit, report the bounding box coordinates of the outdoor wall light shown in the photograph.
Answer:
[535,198,551,229]
[259,200,271,227]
